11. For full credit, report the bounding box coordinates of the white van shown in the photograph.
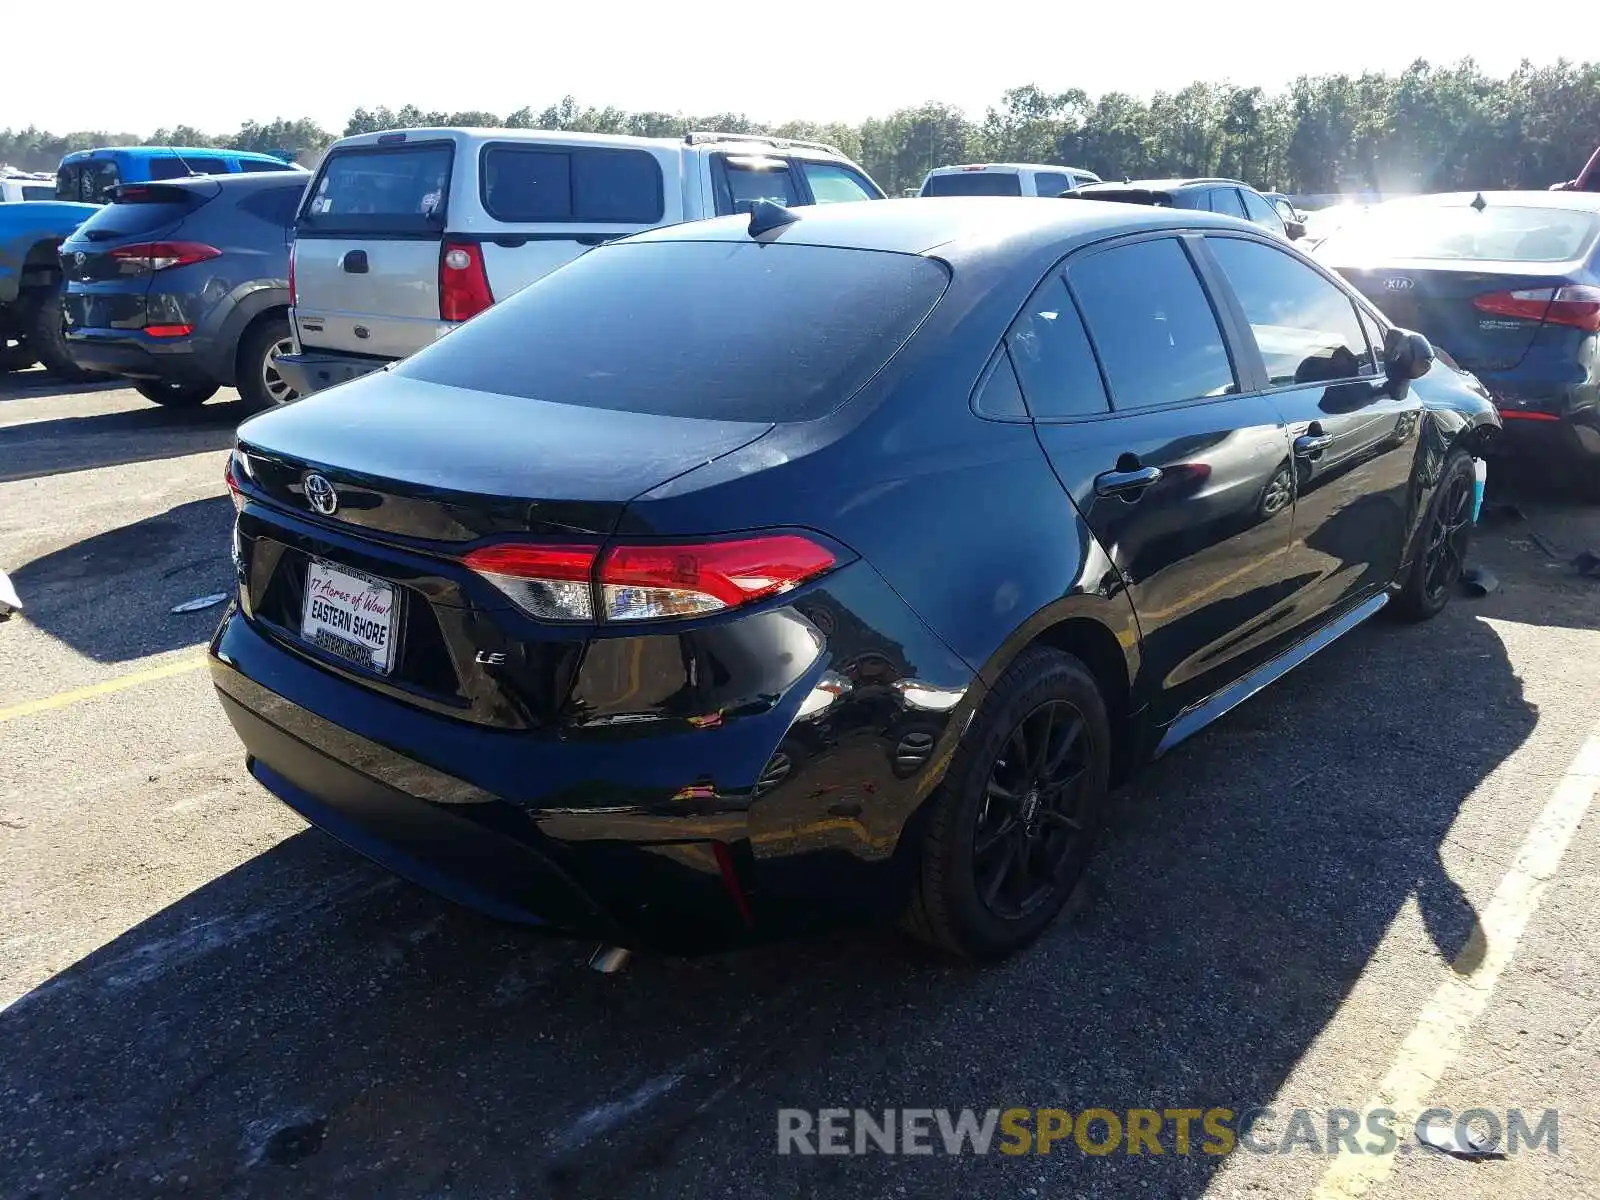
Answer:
[276,127,886,396]
[918,163,1101,199]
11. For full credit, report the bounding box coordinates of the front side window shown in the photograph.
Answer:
[801,161,878,204]
[1208,236,1376,385]
[1005,275,1110,419]
[1241,190,1285,235]
[482,145,664,223]
[1068,238,1236,410]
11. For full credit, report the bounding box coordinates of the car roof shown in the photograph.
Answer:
[1080,177,1248,193]
[59,145,291,163]
[925,163,1096,175]
[623,196,1257,261]
[327,127,855,163]
[1375,189,1600,213]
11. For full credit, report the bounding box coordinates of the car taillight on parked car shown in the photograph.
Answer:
[108,241,221,272]
[439,240,494,322]
[1473,285,1600,332]
[462,534,838,623]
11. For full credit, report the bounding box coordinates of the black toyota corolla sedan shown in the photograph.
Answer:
[212,197,1499,960]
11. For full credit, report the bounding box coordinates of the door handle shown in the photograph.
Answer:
[341,249,368,274]
[1294,432,1334,457]
[1094,465,1163,497]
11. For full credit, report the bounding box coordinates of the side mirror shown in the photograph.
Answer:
[1286,219,1307,240]
[1383,327,1434,381]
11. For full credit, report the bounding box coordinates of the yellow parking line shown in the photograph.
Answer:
[0,655,208,723]
[1312,719,1600,1198]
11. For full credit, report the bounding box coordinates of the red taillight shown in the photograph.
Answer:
[109,241,221,272]
[288,242,297,306]
[1473,285,1600,332]
[144,324,193,338]
[439,240,494,322]
[224,451,246,511]
[462,534,838,623]
[1497,409,1561,421]
[462,543,600,621]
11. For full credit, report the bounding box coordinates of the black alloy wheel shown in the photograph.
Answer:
[974,699,1094,920]
[1393,448,1476,621]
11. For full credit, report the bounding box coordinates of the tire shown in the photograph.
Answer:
[28,282,111,383]
[0,338,36,373]
[1392,448,1476,622]
[902,646,1112,960]
[235,315,298,412]
[134,380,219,407]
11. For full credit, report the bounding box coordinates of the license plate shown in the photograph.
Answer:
[300,558,399,674]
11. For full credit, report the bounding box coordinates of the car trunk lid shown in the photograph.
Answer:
[1335,262,1583,373]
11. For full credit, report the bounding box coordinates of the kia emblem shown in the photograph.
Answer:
[1384,276,1415,291]
[302,472,338,516]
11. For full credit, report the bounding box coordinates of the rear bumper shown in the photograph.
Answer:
[274,348,391,396]
[208,560,980,949]
[63,328,219,385]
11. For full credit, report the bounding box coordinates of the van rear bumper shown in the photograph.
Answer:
[275,348,393,396]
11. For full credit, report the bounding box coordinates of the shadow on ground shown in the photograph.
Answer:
[0,370,123,405]
[1,562,1561,1198]
[11,496,235,661]
[0,395,246,483]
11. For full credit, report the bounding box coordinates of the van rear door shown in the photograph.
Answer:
[291,139,454,360]
[471,141,682,300]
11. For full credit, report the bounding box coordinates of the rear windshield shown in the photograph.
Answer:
[922,172,1023,198]
[482,144,664,223]
[74,184,209,239]
[396,240,949,422]
[57,160,120,204]
[299,143,453,233]
[1319,203,1600,262]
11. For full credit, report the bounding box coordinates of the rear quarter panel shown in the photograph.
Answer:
[0,202,97,303]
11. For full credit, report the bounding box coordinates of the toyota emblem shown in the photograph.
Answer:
[302,472,339,516]
[1384,276,1415,291]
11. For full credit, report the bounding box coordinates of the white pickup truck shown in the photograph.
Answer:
[276,127,887,398]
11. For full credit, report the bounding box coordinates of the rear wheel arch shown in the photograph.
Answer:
[20,239,64,292]
[232,303,292,378]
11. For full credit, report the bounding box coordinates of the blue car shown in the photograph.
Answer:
[56,146,304,205]
[1316,191,1600,481]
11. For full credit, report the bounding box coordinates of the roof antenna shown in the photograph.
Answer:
[747,198,799,238]
[167,145,199,178]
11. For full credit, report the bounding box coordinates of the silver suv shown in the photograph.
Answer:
[276,127,886,396]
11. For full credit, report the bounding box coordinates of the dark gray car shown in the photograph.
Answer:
[58,173,307,410]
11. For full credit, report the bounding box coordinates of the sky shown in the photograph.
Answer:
[8,0,1592,135]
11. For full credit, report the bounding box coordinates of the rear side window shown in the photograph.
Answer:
[482,144,664,223]
[1005,276,1109,419]
[396,241,949,423]
[1208,236,1375,385]
[1034,172,1072,198]
[239,159,296,173]
[1069,238,1236,410]
[716,155,801,212]
[921,172,1023,198]
[238,184,304,228]
[149,157,228,179]
[800,161,878,204]
[1211,188,1249,218]
[300,144,453,233]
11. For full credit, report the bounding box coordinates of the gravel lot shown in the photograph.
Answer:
[2,371,1597,1200]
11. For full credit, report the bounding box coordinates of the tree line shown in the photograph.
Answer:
[5,58,1598,197]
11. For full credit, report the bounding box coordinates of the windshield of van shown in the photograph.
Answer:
[397,240,950,422]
